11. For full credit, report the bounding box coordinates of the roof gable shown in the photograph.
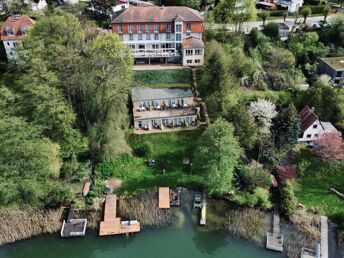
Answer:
[0,15,36,41]
[112,6,203,23]
[299,106,319,133]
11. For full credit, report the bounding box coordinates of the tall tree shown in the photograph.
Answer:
[249,99,278,135]
[300,7,312,24]
[323,6,330,22]
[194,119,243,195]
[214,0,256,34]
[258,11,269,27]
[81,34,133,160]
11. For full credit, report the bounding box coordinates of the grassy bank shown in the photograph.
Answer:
[96,130,205,196]
[133,69,192,88]
[293,148,344,218]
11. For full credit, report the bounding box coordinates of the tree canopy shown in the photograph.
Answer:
[194,119,243,195]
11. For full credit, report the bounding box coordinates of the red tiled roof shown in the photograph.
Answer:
[112,6,203,23]
[0,15,36,41]
[182,36,204,49]
[298,105,318,133]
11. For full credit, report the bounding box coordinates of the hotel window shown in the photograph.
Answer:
[186,23,191,31]
[336,71,342,77]
[129,34,134,41]
[185,117,193,124]
[154,24,159,32]
[166,32,171,40]
[152,100,160,107]
[187,60,192,64]
[138,24,142,32]
[154,34,159,40]
[185,50,193,56]
[195,59,201,64]
[174,117,182,126]
[118,24,123,33]
[169,99,176,107]
[146,24,150,32]
[152,44,159,49]
[195,49,203,55]
[176,24,182,32]
[162,118,169,126]
[146,33,151,40]
[166,23,171,32]
[139,101,147,108]
[181,98,188,107]
[129,44,135,49]
[138,34,142,41]
[128,24,133,32]
[152,119,158,128]
[176,34,182,41]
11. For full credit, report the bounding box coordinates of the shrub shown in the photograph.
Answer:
[280,180,298,217]
[134,141,153,157]
[238,165,271,190]
[234,187,272,210]
[263,22,279,39]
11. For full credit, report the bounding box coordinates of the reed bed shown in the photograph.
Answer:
[118,192,176,227]
[224,208,269,245]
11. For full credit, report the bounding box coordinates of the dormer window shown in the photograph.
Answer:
[186,23,191,32]
[166,24,171,32]
[128,24,133,33]
[5,27,13,36]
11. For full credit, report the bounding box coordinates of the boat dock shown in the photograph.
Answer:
[159,187,181,209]
[266,207,283,252]
[193,192,207,225]
[60,208,87,238]
[99,195,141,236]
[301,216,328,258]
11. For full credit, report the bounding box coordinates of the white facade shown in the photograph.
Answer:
[276,0,303,12]
[112,2,129,13]
[2,40,21,61]
[24,0,48,10]
[298,120,338,143]
[182,48,204,66]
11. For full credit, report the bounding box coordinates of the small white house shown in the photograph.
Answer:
[275,0,303,13]
[112,0,129,13]
[298,106,338,143]
[278,22,293,40]
[23,0,48,10]
[0,15,36,61]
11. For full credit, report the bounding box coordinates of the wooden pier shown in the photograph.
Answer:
[266,207,283,252]
[158,187,181,209]
[320,216,328,258]
[99,195,141,236]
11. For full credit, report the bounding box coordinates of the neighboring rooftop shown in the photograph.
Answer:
[131,87,193,101]
[133,106,197,120]
[112,6,203,23]
[0,15,36,41]
[278,22,290,30]
[320,57,344,70]
[299,106,318,133]
[182,36,204,49]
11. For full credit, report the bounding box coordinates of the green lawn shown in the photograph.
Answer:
[133,69,192,88]
[98,130,205,195]
[293,148,344,220]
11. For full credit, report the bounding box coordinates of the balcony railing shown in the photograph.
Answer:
[132,48,180,57]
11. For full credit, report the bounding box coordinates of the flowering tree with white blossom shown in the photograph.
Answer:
[249,99,278,135]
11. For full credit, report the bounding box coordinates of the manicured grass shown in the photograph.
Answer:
[293,148,344,220]
[98,130,205,195]
[133,69,192,88]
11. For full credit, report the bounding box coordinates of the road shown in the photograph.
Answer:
[208,14,339,33]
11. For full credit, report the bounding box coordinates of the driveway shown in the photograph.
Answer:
[208,14,339,33]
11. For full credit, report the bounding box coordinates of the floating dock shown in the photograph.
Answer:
[266,207,283,252]
[200,200,206,225]
[99,195,141,236]
[159,187,170,209]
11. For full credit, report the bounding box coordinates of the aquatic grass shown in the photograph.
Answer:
[224,208,269,245]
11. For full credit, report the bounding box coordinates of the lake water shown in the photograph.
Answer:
[0,226,284,258]
[0,191,285,258]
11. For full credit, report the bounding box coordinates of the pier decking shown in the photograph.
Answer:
[266,207,283,252]
[99,195,141,236]
[159,187,170,209]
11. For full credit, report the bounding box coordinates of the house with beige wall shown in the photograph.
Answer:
[131,87,200,133]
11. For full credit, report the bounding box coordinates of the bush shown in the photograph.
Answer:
[238,166,271,190]
[263,22,279,39]
[134,141,153,157]
[234,187,272,210]
[301,5,325,15]
[280,180,298,217]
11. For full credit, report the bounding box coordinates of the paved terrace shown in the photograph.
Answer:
[133,106,197,120]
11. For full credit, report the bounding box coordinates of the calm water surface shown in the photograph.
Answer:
[0,192,284,258]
